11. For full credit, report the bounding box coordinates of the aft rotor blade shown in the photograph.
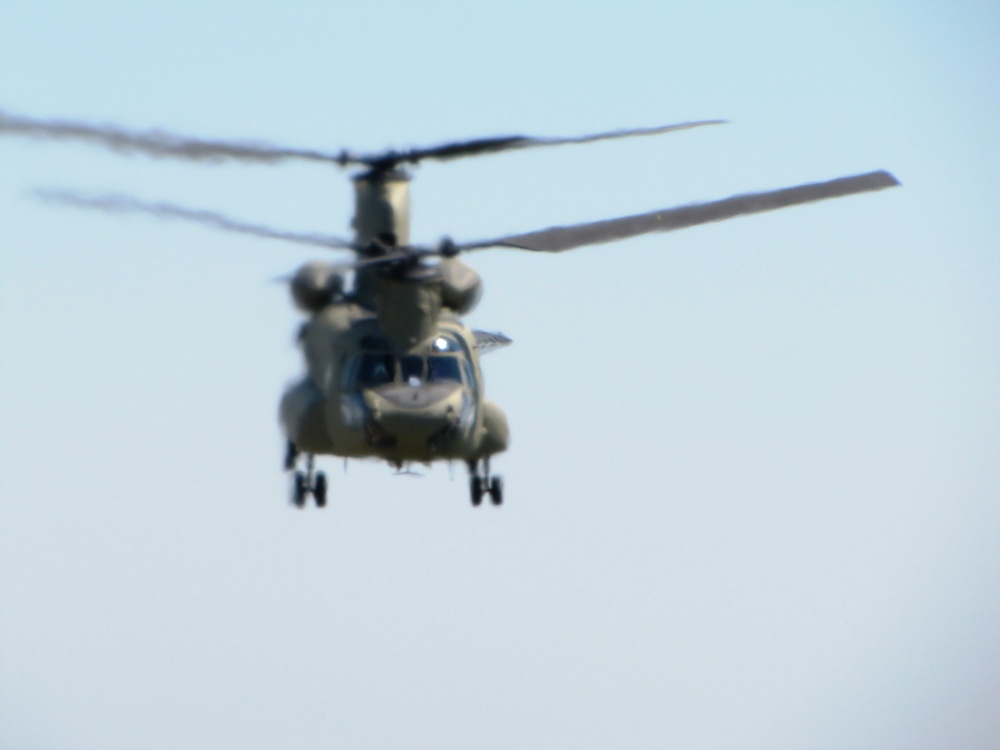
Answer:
[35,189,358,250]
[369,120,726,167]
[464,170,900,252]
[1,111,347,165]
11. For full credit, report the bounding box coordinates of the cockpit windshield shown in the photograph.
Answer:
[400,355,424,385]
[428,356,462,383]
[349,351,465,388]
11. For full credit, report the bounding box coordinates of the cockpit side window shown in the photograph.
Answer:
[461,357,479,399]
[427,355,462,383]
[355,353,394,386]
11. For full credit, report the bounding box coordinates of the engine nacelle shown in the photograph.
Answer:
[438,258,483,314]
[290,261,344,313]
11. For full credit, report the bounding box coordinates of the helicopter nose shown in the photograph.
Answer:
[363,382,466,455]
[371,382,461,410]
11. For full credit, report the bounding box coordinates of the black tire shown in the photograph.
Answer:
[292,471,308,508]
[489,476,504,506]
[284,440,299,471]
[314,472,328,508]
[470,476,484,507]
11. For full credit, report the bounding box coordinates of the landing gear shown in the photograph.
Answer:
[468,458,503,507]
[293,471,308,508]
[283,439,299,471]
[488,476,504,506]
[314,472,328,508]
[470,476,485,507]
[286,444,327,509]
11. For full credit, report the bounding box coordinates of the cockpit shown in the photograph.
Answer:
[346,334,474,391]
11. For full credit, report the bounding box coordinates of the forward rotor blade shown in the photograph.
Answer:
[371,120,726,166]
[2,111,346,165]
[464,170,900,252]
[3,110,723,170]
[35,189,357,250]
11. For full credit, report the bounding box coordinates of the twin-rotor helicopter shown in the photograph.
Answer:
[0,111,899,508]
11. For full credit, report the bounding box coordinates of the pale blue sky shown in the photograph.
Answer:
[1,2,998,749]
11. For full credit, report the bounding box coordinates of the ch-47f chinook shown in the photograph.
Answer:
[0,111,899,507]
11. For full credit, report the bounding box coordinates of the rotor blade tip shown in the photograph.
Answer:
[867,169,902,189]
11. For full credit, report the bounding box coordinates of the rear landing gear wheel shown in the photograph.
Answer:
[470,476,485,507]
[289,454,328,509]
[314,472,328,508]
[488,476,504,506]
[468,458,503,507]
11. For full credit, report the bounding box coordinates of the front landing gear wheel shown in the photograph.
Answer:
[488,476,504,506]
[292,471,308,508]
[314,472,328,508]
[470,476,485,507]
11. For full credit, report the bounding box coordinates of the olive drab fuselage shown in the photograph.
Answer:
[278,275,509,465]
[278,168,509,468]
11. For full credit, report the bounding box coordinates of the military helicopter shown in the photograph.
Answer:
[0,111,899,508]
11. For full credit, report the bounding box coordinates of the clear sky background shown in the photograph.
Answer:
[1,2,997,748]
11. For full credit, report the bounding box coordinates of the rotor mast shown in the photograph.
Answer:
[350,168,415,315]
[351,168,411,246]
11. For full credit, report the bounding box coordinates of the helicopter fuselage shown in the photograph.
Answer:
[279,263,509,468]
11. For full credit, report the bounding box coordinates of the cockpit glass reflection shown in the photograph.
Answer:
[432,335,462,352]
